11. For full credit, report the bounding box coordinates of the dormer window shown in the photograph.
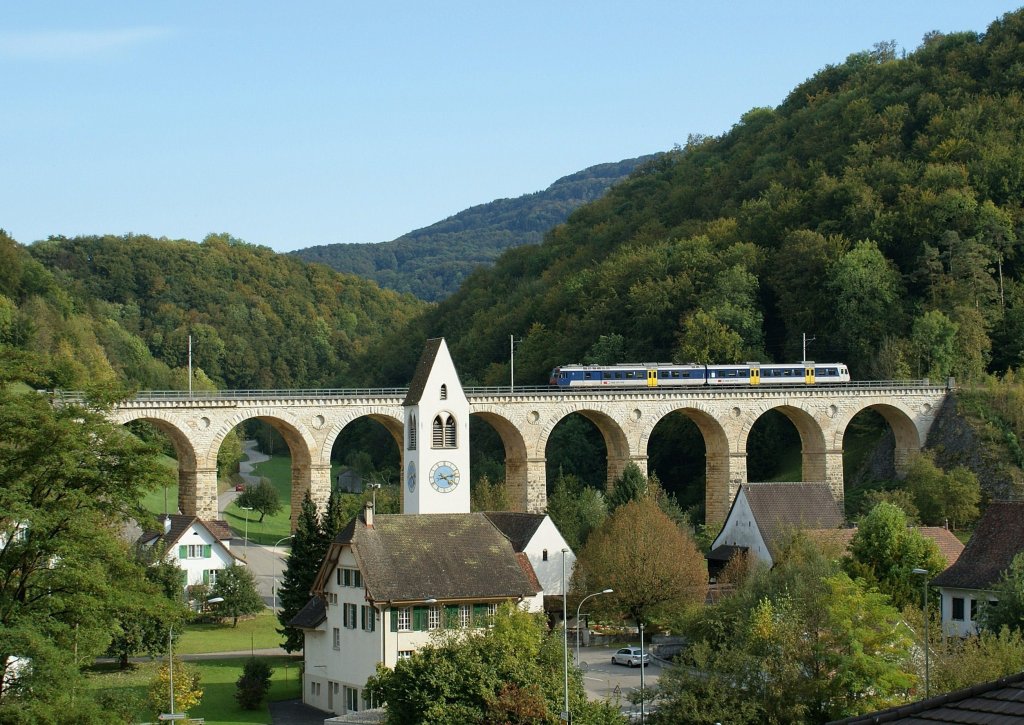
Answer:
[432,414,457,448]
[440,384,448,400]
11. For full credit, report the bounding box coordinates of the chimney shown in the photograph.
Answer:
[364,501,374,529]
[162,515,172,535]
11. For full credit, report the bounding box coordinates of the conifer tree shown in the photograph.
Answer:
[276,491,325,652]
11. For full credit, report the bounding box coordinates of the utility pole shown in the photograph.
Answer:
[802,332,815,363]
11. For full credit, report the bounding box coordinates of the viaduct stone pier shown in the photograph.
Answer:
[108,383,948,528]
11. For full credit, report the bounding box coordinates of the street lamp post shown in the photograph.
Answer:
[912,568,930,698]
[639,622,646,725]
[561,548,569,724]
[575,588,613,668]
[272,535,294,612]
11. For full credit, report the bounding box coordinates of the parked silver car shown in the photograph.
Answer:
[611,646,650,667]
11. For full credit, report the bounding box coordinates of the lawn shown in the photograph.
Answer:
[87,612,295,723]
[176,611,283,654]
[86,655,302,725]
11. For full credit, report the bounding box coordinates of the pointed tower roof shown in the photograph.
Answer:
[403,338,445,406]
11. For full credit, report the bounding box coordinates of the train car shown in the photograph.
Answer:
[549,363,706,388]
[549,361,850,387]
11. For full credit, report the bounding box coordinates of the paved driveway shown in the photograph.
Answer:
[269,698,332,724]
[576,646,662,718]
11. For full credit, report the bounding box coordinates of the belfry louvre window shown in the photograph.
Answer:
[409,414,417,450]
[432,414,457,448]
[440,384,448,400]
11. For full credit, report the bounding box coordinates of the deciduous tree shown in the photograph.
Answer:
[211,565,264,627]
[0,386,170,713]
[237,477,281,523]
[844,502,947,609]
[573,495,706,628]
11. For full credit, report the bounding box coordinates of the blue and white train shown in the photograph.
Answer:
[549,362,851,388]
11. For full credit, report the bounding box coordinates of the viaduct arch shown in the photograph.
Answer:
[110,384,947,528]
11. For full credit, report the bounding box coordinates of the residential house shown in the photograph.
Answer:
[138,514,241,597]
[291,505,545,716]
[707,482,845,579]
[932,501,1024,637]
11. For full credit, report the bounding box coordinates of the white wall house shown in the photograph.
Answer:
[483,511,574,597]
[138,514,241,594]
[292,506,545,716]
[933,501,1024,637]
[707,482,845,577]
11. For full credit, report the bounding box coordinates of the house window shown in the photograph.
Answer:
[397,607,412,631]
[344,603,357,629]
[202,569,218,585]
[345,686,359,712]
[542,549,548,562]
[362,605,376,632]
[340,568,362,587]
[952,596,965,621]
[459,604,471,628]
[397,650,413,660]
[333,627,340,650]
[428,605,441,630]
[328,592,338,606]
[970,598,979,622]
[180,544,212,559]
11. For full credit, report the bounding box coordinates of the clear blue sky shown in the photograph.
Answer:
[2,2,1018,253]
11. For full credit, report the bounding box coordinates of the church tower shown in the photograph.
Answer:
[402,338,471,514]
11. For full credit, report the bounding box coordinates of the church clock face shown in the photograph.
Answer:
[429,461,460,493]
[406,461,417,493]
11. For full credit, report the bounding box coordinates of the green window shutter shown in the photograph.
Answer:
[178,545,187,559]
[179,569,188,587]
[202,570,210,585]
[444,605,459,628]
[473,604,487,626]
[390,609,398,632]
[203,544,212,558]
[413,606,427,631]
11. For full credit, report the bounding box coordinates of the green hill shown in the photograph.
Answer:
[354,11,1024,390]
[291,156,654,301]
[11,232,424,391]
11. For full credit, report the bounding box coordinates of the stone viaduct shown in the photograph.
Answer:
[109,382,948,529]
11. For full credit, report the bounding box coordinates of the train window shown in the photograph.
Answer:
[672,371,680,378]
[584,372,593,380]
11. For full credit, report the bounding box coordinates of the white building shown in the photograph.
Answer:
[292,505,544,715]
[932,501,1024,637]
[138,514,241,595]
[707,482,844,578]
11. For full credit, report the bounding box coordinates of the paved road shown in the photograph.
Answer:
[577,646,662,719]
[219,440,291,606]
